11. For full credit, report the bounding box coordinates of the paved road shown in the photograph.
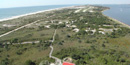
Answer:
[49,29,62,65]
[0,19,42,38]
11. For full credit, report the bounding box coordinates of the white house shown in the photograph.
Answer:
[45,25,50,28]
[71,25,77,28]
[85,23,88,24]
[3,24,15,27]
[99,31,105,35]
[91,29,96,33]
[50,63,55,65]
[58,22,63,24]
[66,24,71,27]
[73,28,79,32]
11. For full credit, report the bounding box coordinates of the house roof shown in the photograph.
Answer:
[63,62,75,65]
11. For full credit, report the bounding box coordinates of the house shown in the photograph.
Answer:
[58,22,63,24]
[66,21,69,24]
[99,31,105,35]
[45,25,50,28]
[85,23,88,24]
[66,24,70,27]
[51,21,54,23]
[3,24,15,27]
[50,63,55,65]
[89,10,94,12]
[71,25,77,28]
[91,29,96,33]
[63,62,75,65]
[99,28,113,32]
[71,21,75,24]
[85,29,96,33]
[103,25,113,27]
[45,21,50,23]
[73,28,79,32]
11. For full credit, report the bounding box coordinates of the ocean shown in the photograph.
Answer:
[0,4,130,25]
[103,4,130,25]
[0,5,74,20]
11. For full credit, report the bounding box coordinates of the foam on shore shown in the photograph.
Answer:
[0,6,74,22]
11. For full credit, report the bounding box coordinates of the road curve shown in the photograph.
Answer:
[49,29,62,65]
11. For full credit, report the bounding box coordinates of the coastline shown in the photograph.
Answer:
[1,5,130,29]
[0,6,75,22]
[102,9,130,29]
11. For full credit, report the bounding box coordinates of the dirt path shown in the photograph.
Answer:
[0,19,42,38]
[49,29,62,65]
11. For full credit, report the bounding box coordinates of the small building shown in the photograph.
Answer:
[99,31,105,35]
[3,24,15,27]
[99,28,113,32]
[71,21,75,24]
[63,62,75,65]
[85,23,88,24]
[89,10,94,13]
[85,29,96,33]
[66,24,71,27]
[103,25,113,27]
[45,25,50,28]
[73,28,79,32]
[91,29,96,33]
[51,21,54,23]
[50,63,55,65]
[71,25,77,28]
[45,21,50,23]
[58,22,63,24]
[66,21,69,24]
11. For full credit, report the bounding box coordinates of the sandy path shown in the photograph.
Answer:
[0,19,42,38]
[49,29,62,65]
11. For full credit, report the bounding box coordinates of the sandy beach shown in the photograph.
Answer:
[0,5,130,29]
[102,9,130,29]
[0,6,74,22]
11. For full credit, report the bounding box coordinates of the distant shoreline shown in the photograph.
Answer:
[102,9,130,29]
[1,5,130,29]
[0,6,74,22]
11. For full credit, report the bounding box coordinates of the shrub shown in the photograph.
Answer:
[25,60,36,65]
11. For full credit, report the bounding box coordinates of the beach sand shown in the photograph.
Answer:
[0,6,74,22]
[0,5,130,28]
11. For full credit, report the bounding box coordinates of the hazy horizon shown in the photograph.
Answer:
[0,4,130,9]
[0,0,130,8]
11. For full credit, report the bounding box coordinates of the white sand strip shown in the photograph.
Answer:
[0,6,75,22]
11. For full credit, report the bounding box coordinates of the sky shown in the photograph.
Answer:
[0,0,130,8]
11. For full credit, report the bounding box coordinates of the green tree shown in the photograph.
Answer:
[4,43,8,50]
[0,58,9,65]
[11,38,19,43]
[25,60,36,65]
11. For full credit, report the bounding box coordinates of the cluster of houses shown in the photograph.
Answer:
[23,18,117,35]
[39,20,118,35]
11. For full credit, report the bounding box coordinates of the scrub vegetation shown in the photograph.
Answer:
[0,5,130,65]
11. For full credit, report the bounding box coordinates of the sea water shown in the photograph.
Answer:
[0,5,74,20]
[0,4,130,25]
[103,4,130,25]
